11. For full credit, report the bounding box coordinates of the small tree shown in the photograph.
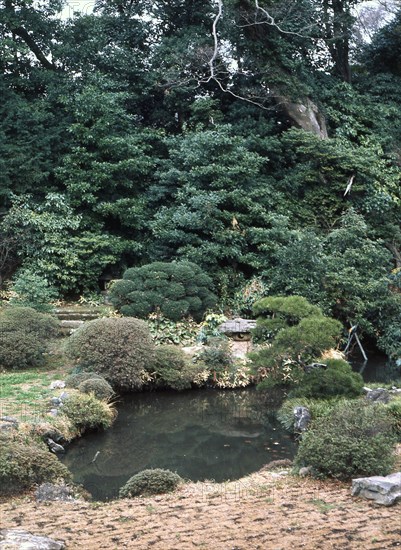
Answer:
[249,295,343,388]
[110,261,217,322]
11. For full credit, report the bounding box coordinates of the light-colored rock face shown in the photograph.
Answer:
[352,472,401,506]
[0,529,65,549]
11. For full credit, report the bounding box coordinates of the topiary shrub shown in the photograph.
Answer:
[289,359,364,399]
[0,307,59,369]
[119,468,183,498]
[385,399,401,441]
[65,372,105,389]
[153,345,200,391]
[0,431,71,496]
[109,261,217,322]
[64,317,156,391]
[60,392,116,435]
[78,378,115,401]
[294,400,396,480]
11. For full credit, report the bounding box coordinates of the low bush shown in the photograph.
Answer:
[289,359,364,399]
[65,317,156,391]
[60,392,116,435]
[9,269,58,313]
[197,337,234,373]
[119,468,183,498]
[0,431,71,496]
[0,307,58,369]
[294,400,396,480]
[78,378,115,401]
[277,397,343,433]
[385,399,401,440]
[153,345,200,391]
[65,372,105,389]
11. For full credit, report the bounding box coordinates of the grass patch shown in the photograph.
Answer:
[307,498,338,513]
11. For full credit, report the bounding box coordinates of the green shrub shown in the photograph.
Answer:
[249,296,343,389]
[9,269,58,313]
[0,431,71,496]
[110,261,217,322]
[65,372,105,389]
[294,400,396,480]
[153,345,201,391]
[60,392,116,435]
[385,399,401,440]
[65,317,156,391]
[78,378,115,400]
[197,337,234,373]
[277,397,343,433]
[119,468,183,498]
[0,307,59,369]
[289,359,364,399]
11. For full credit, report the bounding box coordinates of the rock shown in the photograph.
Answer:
[35,483,74,502]
[365,388,390,404]
[0,417,19,431]
[49,380,65,390]
[299,466,314,477]
[0,529,64,549]
[303,362,327,373]
[48,409,59,417]
[59,391,69,402]
[46,438,65,454]
[293,406,311,432]
[51,397,62,407]
[352,472,401,506]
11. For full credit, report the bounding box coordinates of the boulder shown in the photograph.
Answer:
[46,438,65,454]
[352,472,401,506]
[365,388,390,404]
[0,417,19,432]
[293,406,311,432]
[0,530,64,549]
[49,380,65,390]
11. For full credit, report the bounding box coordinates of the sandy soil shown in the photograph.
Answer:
[1,468,400,550]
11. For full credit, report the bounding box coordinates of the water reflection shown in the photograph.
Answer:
[61,388,296,500]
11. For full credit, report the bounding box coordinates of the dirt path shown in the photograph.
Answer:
[1,470,400,549]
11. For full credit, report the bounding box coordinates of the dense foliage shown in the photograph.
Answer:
[294,400,396,479]
[60,392,116,434]
[1,0,401,357]
[0,306,58,369]
[110,261,217,322]
[0,431,71,495]
[65,317,156,391]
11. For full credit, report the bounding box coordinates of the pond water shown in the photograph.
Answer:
[61,388,296,501]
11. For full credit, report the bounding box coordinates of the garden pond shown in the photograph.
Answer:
[61,388,296,500]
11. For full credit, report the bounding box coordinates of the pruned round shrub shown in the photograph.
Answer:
[0,431,71,496]
[0,307,59,369]
[65,372,105,389]
[294,400,396,480]
[289,359,364,399]
[9,269,58,313]
[153,345,200,390]
[78,378,115,400]
[64,317,156,391]
[60,392,116,435]
[385,399,401,440]
[110,261,217,322]
[119,468,183,498]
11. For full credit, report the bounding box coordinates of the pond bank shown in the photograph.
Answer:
[1,460,400,550]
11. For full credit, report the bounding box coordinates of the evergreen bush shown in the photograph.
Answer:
[119,468,183,498]
[294,400,396,479]
[65,317,156,391]
[65,372,105,389]
[0,307,59,369]
[60,392,116,435]
[0,432,71,496]
[110,261,217,322]
[289,359,364,399]
[78,378,115,400]
[153,345,200,391]
[9,269,58,312]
